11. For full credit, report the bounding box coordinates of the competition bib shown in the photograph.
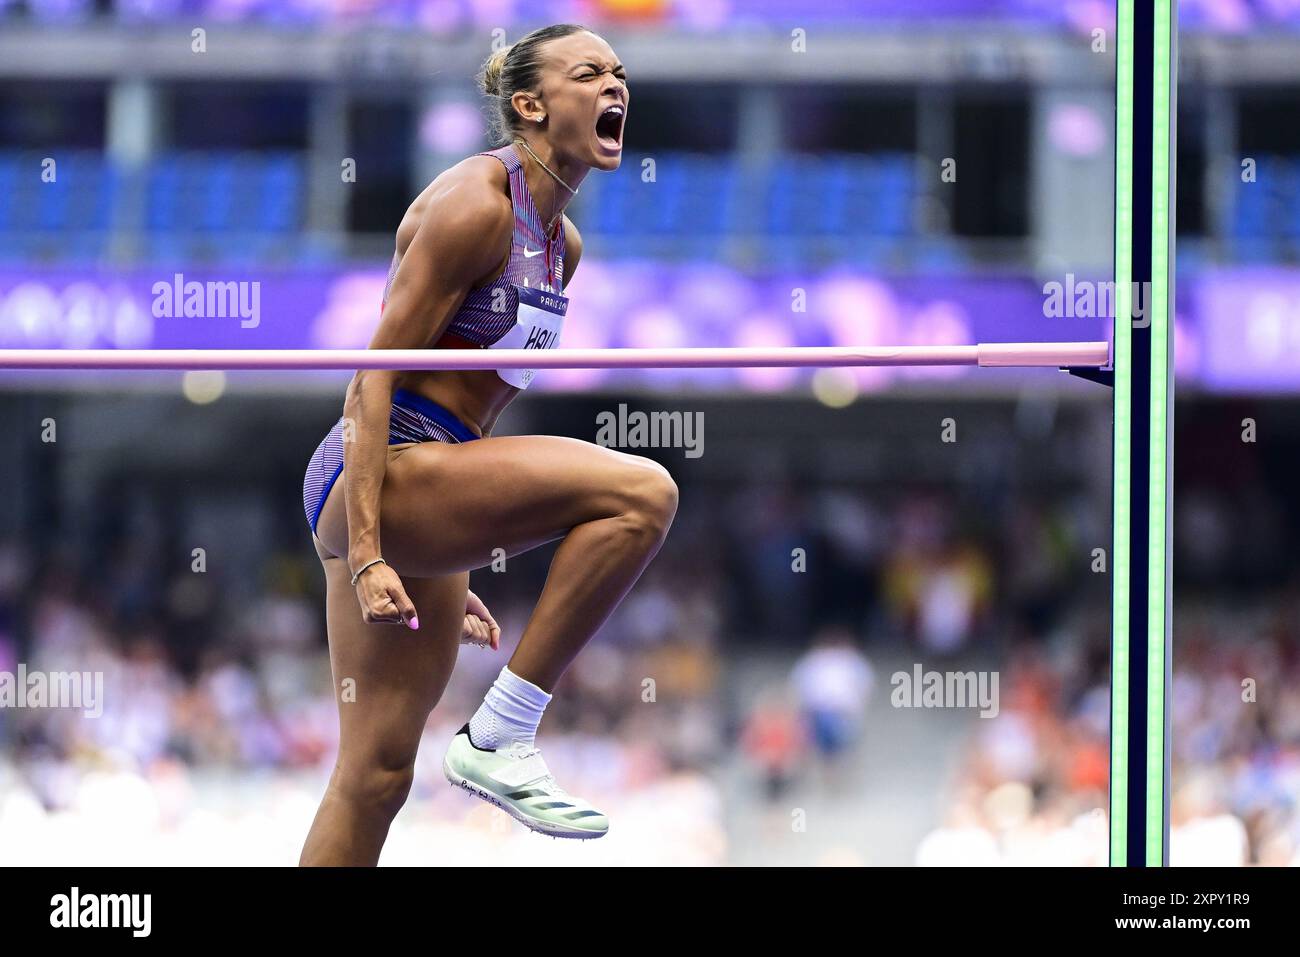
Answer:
[491,284,567,389]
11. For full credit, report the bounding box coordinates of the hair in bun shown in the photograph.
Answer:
[479,24,590,143]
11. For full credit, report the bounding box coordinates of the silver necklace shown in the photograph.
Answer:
[514,138,577,232]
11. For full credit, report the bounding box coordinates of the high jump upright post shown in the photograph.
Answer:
[1109,0,1176,867]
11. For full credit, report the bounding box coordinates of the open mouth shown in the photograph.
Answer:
[595,104,624,151]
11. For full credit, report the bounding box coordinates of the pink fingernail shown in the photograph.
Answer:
[408,617,420,631]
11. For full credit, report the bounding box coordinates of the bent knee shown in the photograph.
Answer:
[330,760,415,818]
[619,459,679,535]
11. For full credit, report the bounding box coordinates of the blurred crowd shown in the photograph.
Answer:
[0,502,730,864]
[0,466,1296,865]
[916,600,1300,866]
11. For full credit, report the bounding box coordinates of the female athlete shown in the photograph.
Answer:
[299,24,677,865]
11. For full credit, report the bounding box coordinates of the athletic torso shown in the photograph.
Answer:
[389,144,568,436]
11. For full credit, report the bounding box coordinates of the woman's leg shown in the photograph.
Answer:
[313,435,678,692]
[299,548,466,866]
[307,435,676,847]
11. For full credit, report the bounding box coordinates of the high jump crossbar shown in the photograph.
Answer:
[0,342,1110,371]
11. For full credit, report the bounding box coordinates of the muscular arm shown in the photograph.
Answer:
[343,166,513,574]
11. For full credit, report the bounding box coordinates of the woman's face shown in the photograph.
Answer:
[522,32,628,171]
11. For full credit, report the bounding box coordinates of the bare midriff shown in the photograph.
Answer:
[392,333,520,439]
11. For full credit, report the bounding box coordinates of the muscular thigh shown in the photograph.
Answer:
[321,554,465,768]
[315,435,665,577]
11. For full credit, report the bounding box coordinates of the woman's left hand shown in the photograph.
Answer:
[462,589,502,650]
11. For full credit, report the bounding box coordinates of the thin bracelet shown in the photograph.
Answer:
[350,557,387,587]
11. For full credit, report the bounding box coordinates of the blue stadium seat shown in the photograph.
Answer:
[1231,155,1296,241]
[0,150,114,254]
[144,151,305,235]
[0,146,933,265]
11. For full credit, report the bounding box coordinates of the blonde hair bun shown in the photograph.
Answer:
[479,45,511,97]
[479,25,592,144]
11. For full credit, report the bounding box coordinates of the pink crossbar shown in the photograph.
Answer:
[0,342,1110,371]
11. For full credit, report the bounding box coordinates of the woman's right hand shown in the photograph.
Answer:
[354,562,420,630]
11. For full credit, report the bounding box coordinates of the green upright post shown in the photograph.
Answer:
[1110,0,1176,867]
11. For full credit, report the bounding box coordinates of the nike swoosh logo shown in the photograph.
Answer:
[523,247,544,258]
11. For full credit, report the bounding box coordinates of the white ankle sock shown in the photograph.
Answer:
[468,666,552,750]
